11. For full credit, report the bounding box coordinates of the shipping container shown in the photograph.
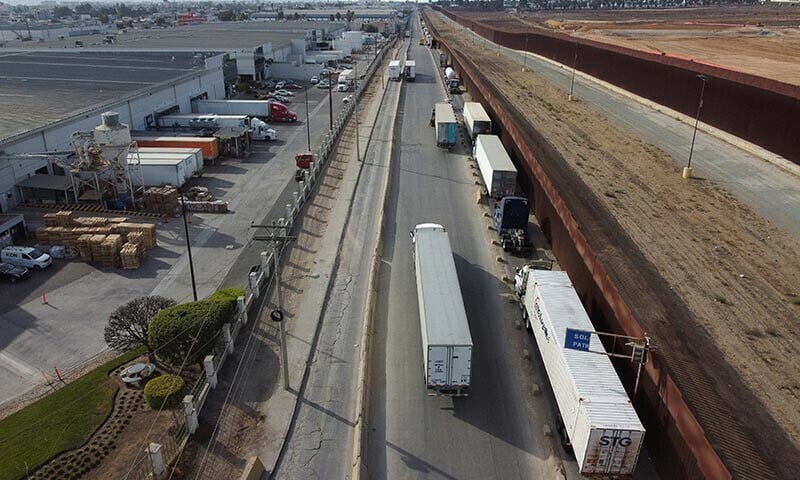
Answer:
[412,223,473,396]
[132,136,219,162]
[463,102,492,140]
[136,147,202,177]
[130,157,189,188]
[434,103,457,148]
[130,151,198,180]
[474,135,517,199]
[518,269,645,475]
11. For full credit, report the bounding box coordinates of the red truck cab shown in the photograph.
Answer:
[269,101,298,122]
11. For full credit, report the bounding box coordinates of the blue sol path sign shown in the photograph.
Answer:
[564,328,591,352]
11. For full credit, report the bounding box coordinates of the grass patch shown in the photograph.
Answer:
[766,327,782,338]
[714,294,730,305]
[789,296,800,307]
[0,347,145,480]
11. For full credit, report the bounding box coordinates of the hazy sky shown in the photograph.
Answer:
[2,0,405,5]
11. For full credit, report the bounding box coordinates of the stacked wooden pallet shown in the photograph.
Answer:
[120,243,140,270]
[36,226,111,248]
[42,211,74,227]
[98,235,123,268]
[111,223,157,248]
[76,234,95,261]
[143,186,180,214]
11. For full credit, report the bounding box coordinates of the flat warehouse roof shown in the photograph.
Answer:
[0,51,201,143]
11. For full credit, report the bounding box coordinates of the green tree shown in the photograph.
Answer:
[104,296,176,358]
[277,10,285,20]
[98,14,110,24]
[74,3,94,15]
[346,9,355,26]
[363,23,379,33]
[217,10,235,22]
[329,14,335,21]
[293,12,301,21]
[335,11,342,21]
[144,374,185,410]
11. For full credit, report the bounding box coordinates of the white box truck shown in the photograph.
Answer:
[411,223,473,396]
[388,60,402,81]
[337,69,354,91]
[463,102,492,140]
[434,102,457,148]
[405,60,416,82]
[474,135,517,199]
[516,268,645,476]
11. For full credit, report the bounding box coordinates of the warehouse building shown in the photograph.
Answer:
[0,20,346,212]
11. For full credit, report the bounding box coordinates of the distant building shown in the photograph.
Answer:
[177,13,207,26]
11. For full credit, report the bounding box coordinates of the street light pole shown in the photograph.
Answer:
[522,35,528,72]
[354,62,361,162]
[304,86,311,151]
[569,39,578,102]
[328,71,333,131]
[684,74,710,179]
[180,190,198,301]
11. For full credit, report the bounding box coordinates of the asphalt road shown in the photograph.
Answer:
[272,49,405,479]
[450,17,800,239]
[364,16,565,480]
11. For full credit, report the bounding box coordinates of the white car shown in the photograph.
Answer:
[310,75,319,84]
[274,89,295,97]
[317,80,331,89]
[275,81,286,89]
[271,94,290,103]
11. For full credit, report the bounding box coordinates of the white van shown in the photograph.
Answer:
[1,246,52,269]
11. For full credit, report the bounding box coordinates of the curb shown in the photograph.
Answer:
[349,39,410,480]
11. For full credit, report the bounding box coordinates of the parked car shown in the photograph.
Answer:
[0,262,30,283]
[274,89,295,97]
[284,83,302,90]
[310,75,320,84]
[1,246,52,269]
[269,94,290,103]
[317,80,331,89]
[275,81,287,89]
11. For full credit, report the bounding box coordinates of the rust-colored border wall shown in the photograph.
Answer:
[436,7,800,164]
[427,11,731,480]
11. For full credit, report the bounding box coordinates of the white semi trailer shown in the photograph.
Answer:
[474,134,517,199]
[411,223,473,396]
[463,102,492,140]
[516,267,646,476]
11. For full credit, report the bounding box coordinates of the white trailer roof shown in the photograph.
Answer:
[132,136,217,143]
[415,227,473,346]
[406,60,416,66]
[464,102,490,123]
[159,114,248,120]
[528,270,642,429]
[435,103,456,124]
[476,135,516,173]
[132,157,188,166]
[389,60,401,67]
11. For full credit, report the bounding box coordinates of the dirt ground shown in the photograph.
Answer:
[429,10,800,479]
[458,6,800,85]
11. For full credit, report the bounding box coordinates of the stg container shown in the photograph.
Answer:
[434,103,457,148]
[388,60,402,81]
[137,147,202,177]
[412,223,473,396]
[463,102,492,140]
[521,270,645,475]
[474,135,517,199]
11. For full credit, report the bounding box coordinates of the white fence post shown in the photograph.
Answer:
[147,442,166,479]
[204,355,217,388]
[183,395,198,434]
[222,323,233,354]
[238,295,248,324]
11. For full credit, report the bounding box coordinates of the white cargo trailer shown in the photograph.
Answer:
[388,60,402,81]
[156,114,249,130]
[411,223,473,396]
[519,269,645,475]
[474,135,517,199]
[405,60,416,81]
[136,147,202,177]
[463,102,492,140]
[131,152,198,179]
[129,157,189,188]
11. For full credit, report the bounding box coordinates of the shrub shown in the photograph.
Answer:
[144,375,185,410]
[149,300,230,366]
[207,287,244,307]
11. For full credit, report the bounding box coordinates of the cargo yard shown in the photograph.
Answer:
[426,7,800,480]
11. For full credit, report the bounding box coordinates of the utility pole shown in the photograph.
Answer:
[522,35,529,72]
[251,221,297,391]
[180,188,198,301]
[354,62,361,162]
[684,74,711,179]
[304,86,311,151]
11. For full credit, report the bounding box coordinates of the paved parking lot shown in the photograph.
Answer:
[0,68,364,406]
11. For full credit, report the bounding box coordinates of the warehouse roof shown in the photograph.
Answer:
[0,51,201,143]
[0,21,343,51]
